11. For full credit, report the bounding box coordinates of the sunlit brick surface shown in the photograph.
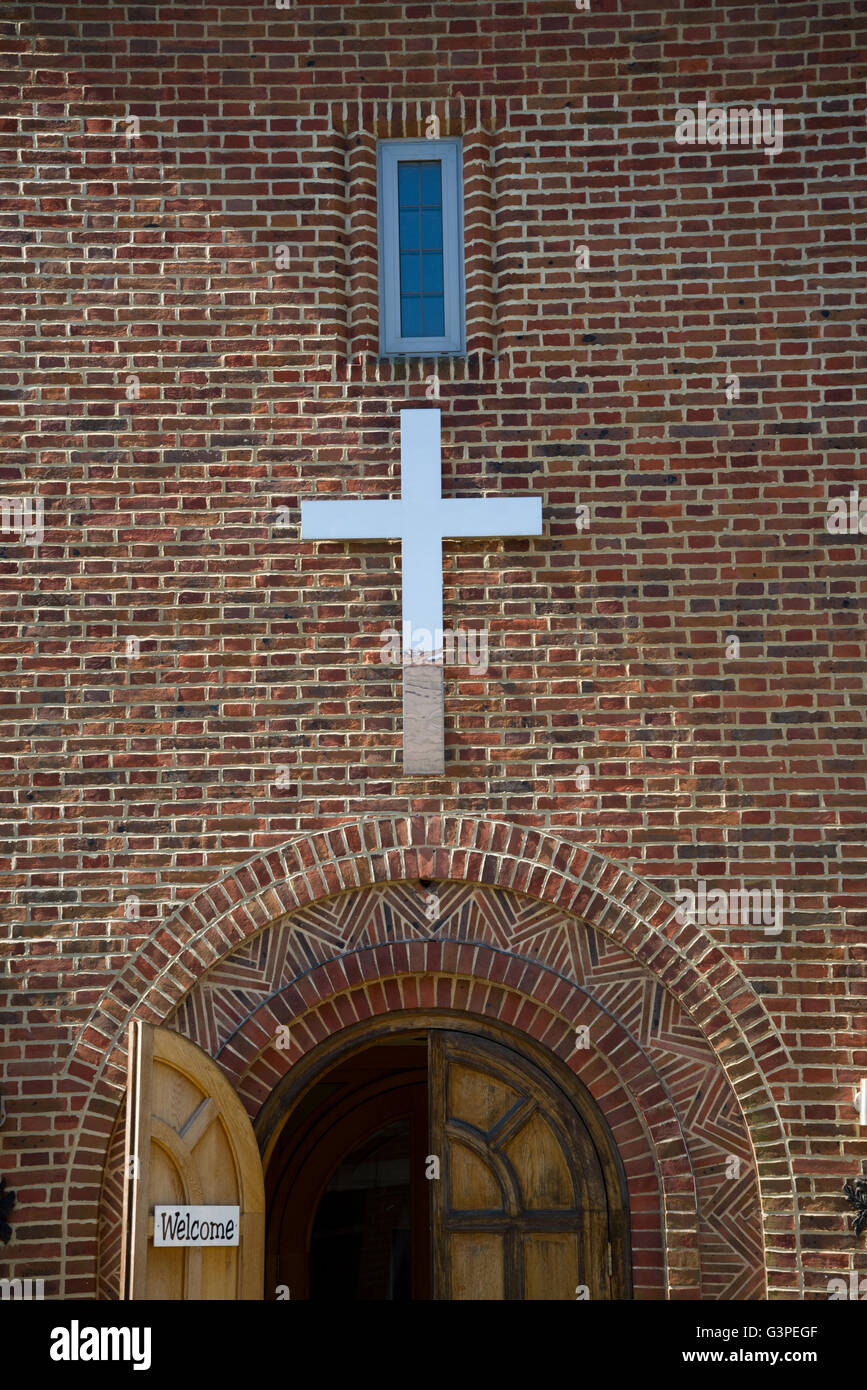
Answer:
[1,2,864,1300]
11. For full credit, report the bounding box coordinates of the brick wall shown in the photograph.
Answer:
[1,0,865,1298]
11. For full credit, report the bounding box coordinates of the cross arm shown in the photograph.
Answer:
[300,498,404,540]
[438,497,543,538]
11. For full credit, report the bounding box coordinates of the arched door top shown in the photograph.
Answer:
[262,1019,631,1301]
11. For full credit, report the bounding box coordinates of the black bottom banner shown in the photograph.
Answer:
[6,1297,859,1381]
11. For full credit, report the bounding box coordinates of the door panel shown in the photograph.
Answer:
[449,1067,519,1131]
[450,1141,503,1210]
[504,1112,574,1208]
[450,1232,505,1299]
[121,1021,265,1300]
[523,1232,579,1300]
[430,1030,615,1301]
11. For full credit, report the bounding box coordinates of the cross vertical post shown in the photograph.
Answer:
[301,408,542,774]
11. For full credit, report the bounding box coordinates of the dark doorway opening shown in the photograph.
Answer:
[266,1038,430,1300]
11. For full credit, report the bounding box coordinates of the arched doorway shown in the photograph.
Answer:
[261,1017,631,1301]
[93,865,770,1301]
[84,829,778,1302]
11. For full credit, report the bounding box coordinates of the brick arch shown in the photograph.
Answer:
[94,884,768,1301]
[164,886,766,1300]
[69,815,795,1296]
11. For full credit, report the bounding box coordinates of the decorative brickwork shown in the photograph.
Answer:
[70,815,785,1299]
[175,882,767,1299]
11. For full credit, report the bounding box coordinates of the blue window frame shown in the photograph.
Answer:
[378,139,464,356]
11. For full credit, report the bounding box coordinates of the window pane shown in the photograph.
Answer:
[400,296,422,337]
[400,253,421,293]
[397,163,418,207]
[398,210,419,250]
[422,252,443,294]
[420,210,442,250]
[423,297,444,336]
[419,162,442,206]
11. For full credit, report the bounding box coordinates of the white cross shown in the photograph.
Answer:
[301,407,542,773]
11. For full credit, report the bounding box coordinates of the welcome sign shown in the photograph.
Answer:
[153,1205,240,1247]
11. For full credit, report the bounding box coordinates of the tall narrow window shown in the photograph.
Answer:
[378,139,464,357]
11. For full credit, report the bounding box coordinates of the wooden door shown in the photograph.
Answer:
[121,1021,265,1300]
[429,1030,619,1300]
